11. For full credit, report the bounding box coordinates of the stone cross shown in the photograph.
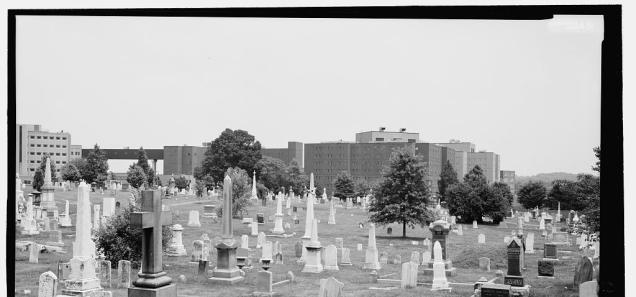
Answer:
[130,190,173,288]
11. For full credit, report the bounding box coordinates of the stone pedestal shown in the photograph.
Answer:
[40,185,57,213]
[209,239,244,284]
[60,257,102,296]
[363,247,381,270]
[420,260,458,277]
[431,262,451,291]
[128,283,177,297]
[301,245,323,273]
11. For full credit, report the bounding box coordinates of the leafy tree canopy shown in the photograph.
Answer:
[438,160,459,202]
[333,171,355,200]
[126,165,146,190]
[517,181,548,209]
[198,129,262,183]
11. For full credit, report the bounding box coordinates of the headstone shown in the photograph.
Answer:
[479,257,491,271]
[357,243,363,251]
[363,223,381,270]
[431,241,450,291]
[257,213,265,224]
[335,238,343,250]
[478,233,485,244]
[504,239,524,287]
[400,262,418,289]
[102,198,116,217]
[241,235,249,249]
[302,194,316,239]
[340,248,352,266]
[579,280,599,297]
[387,227,392,235]
[187,210,201,227]
[480,283,512,297]
[457,224,463,236]
[538,259,554,277]
[29,242,39,263]
[128,190,176,296]
[472,220,478,229]
[392,254,401,265]
[257,232,266,249]
[201,234,212,261]
[117,260,131,288]
[192,240,204,262]
[421,251,431,265]
[261,241,273,263]
[318,277,344,297]
[544,243,557,259]
[255,270,273,295]
[251,222,259,236]
[38,271,58,297]
[429,220,451,262]
[295,241,303,258]
[324,245,339,271]
[574,256,594,286]
[302,219,323,273]
[99,260,111,288]
[167,224,187,257]
[525,233,535,254]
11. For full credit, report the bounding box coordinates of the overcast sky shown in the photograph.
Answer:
[15,15,603,176]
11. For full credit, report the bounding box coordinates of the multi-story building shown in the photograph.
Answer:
[500,170,517,202]
[261,141,304,168]
[16,124,72,182]
[436,140,475,180]
[467,151,500,183]
[163,145,207,176]
[355,128,419,143]
[70,145,83,160]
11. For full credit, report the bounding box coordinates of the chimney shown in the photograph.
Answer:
[379,127,386,132]
[400,128,407,132]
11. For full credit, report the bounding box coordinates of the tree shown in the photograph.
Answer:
[70,158,88,181]
[198,129,262,183]
[255,156,287,193]
[492,182,514,205]
[217,167,251,218]
[592,146,600,174]
[32,154,58,191]
[446,165,510,223]
[61,163,82,183]
[126,165,147,190]
[84,144,109,187]
[284,160,308,196]
[547,180,580,210]
[135,147,155,187]
[94,205,172,269]
[369,148,434,238]
[438,160,459,202]
[333,171,355,200]
[174,175,190,191]
[518,181,547,209]
[583,147,601,233]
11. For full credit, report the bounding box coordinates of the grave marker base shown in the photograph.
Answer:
[128,283,177,297]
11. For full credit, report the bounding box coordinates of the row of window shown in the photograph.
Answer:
[30,144,67,148]
[29,135,67,140]
[29,168,61,172]
[29,160,67,164]
[29,152,67,156]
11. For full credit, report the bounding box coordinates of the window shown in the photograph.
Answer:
[62,161,67,164]
[30,168,35,172]
[43,136,48,139]
[30,136,34,139]
[30,160,34,163]
[62,137,67,140]
[37,144,41,147]
[30,144,34,147]
[36,152,41,155]
[43,144,48,147]
[62,145,67,148]
[30,152,34,155]
[375,138,384,141]
[37,136,41,139]
[62,153,67,156]
[55,153,60,156]
[56,137,60,140]
[56,145,60,148]
[56,161,60,164]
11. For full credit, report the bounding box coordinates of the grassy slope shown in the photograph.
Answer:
[14,189,589,297]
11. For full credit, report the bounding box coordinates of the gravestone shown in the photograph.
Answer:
[324,245,339,271]
[379,252,388,265]
[472,220,478,229]
[431,241,450,291]
[295,241,303,258]
[400,262,418,289]
[357,244,363,251]
[538,259,554,277]
[478,234,485,244]
[251,222,259,236]
[29,242,39,263]
[167,224,187,257]
[257,232,266,249]
[392,254,402,265]
[187,210,201,227]
[240,235,249,249]
[421,251,431,265]
[525,232,535,254]
[117,260,131,288]
[255,270,273,296]
[38,271,58,297]
[410,251,420,264]
[202,205,216,218]
[429,220,451,262]
[192,240,204,262]
[335,238,343,250]
[128,190,176,296]
[574,256,594,286]
[318,277,344,297]
[387,227,392,235]
[544,243,558,259]
[479,257,490,271]
[480,283,511,297]
[340,248,352,265]
[257,213,265,224]
[98,260,112,288]
[504,239,524,287]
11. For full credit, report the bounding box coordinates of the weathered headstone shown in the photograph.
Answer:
[167,224,187,257]
[479,283,511,297]
[410,251,420,264]
[574,256,594,286]
[38,271,58,297]
[544,243,558,259]
[431,241,450,291]
[99,260,112,288]
[400,262,418,289]
[324,245,339,271]
[579,280,599,297]
[538,259,554,277]
[363,223,381,270]
[472,220,478,229]
[478,233,485,244]
[192,240,204,262]
[29,242,39,263]
[117,260,131,288]
[525,232,535,254]
[340,248,352,266]
[318,277,344,297]
[187,210,201,227]
[257,232,266,249]
[295,241,303,258]
[504,239,524,287]
[479,257,490,271]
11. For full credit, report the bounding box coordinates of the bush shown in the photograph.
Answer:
[446,166,510,224]
[94,205,173,268]
[216,167,251,218]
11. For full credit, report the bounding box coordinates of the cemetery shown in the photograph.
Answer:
[14,163,600,297]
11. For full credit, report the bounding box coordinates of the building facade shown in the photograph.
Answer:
[163,146,207,176]
[355,128,419,143]
[261,141,304,168]
[467,151,501,183]
[16,124,72,181]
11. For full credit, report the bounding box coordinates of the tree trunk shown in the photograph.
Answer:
[403,221,407,238]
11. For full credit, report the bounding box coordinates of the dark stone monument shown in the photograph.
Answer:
[387,227,392,235]
[257,213,265,225]
[480,283,512,297]
[538,259,555,277]
[574,256,594,286]
[236,248,248,269]
[293,206,298,213]
[295,241,303,258]
[128,190,177,296]
[198,261,208,276]
[429,220,450,261]
[544,243,558,259]
[209,175,244,284]
[504,238,524,287]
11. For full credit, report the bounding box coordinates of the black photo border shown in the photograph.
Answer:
[7,5,623,297]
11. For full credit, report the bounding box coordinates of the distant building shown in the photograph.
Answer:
[355,127,419,143]
[467,151,500,183]
[500,170,516,195]
[435,140,475,179]
[16,124,72,182]
[261,141,304,168]
[163,146,207,176]
[70,145,82,160]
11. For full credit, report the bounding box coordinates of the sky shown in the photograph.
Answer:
[15,15,603,176]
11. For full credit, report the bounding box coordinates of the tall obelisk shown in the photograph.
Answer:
[40,156,57,213]
[209,175,244,284]
[250,170,258,200]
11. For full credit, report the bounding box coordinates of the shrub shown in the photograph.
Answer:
[94,205,173,268]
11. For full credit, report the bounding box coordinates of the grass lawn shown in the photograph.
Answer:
[14,189,593,296]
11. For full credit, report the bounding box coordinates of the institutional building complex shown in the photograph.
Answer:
[16,124,511,193]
